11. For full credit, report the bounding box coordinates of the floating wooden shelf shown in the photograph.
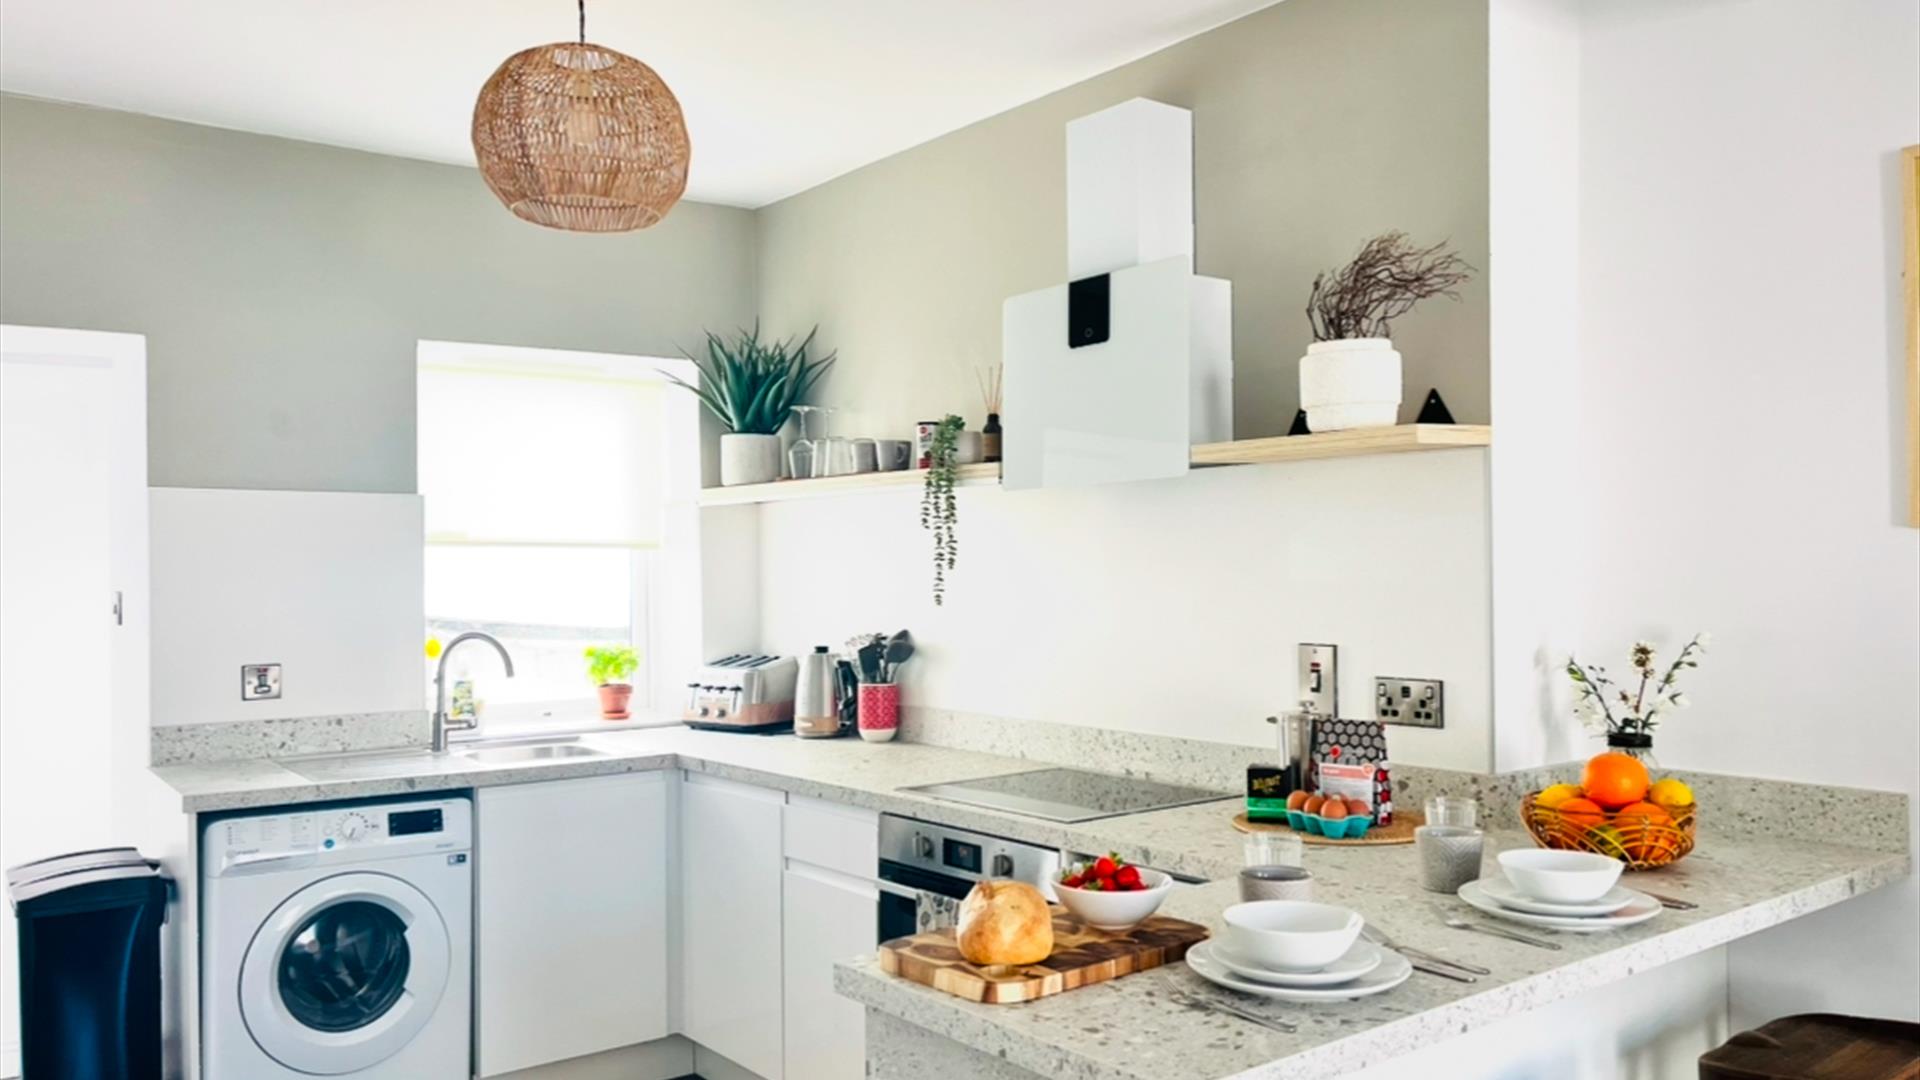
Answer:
[697,425,1489,506]
[1189,423,1491,466]
[698,462,1002,506]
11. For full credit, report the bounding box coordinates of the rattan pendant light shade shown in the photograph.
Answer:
[472,17,690,232]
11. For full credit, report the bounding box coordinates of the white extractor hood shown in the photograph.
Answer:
[1001,98,1232,491]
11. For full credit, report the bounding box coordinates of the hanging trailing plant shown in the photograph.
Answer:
[920,414,964,605]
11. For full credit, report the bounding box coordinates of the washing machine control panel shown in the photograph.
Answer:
[207,797,472,874]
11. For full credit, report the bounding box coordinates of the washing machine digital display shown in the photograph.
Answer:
[387,808,443,837]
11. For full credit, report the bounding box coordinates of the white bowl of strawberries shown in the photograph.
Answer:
[1053,854,1173,932]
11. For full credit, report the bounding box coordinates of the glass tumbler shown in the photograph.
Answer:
[1242,831,1304,869]
[1425,796,1479,829]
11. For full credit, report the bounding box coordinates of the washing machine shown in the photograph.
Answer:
[201,794,471,1078]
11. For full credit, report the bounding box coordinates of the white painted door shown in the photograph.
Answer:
[0,326,146,1079]
[781,863,876,1080]
[680,772,785,1079]
[475,772,670,1076]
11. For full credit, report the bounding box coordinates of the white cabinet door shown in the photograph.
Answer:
[681,773,786,1079]
[476,772,669,1076]
[782,863,876,1080]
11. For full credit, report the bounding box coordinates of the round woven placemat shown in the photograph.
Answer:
[1230,810,1425,846]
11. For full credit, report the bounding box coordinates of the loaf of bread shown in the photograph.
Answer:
[955,880,1054,966]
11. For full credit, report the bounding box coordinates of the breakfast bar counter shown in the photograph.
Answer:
[835,826,1908,1080]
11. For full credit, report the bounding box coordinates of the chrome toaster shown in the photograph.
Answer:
[682,655,798,733]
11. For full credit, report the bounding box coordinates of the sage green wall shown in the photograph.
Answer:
[755,0,1489,440]
[0,93,757,493]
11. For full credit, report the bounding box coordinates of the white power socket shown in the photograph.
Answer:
[1375,677,1443,728]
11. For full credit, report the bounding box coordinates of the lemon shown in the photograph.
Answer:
[1648,778,1694,809]
[1535,783,1584,810]
[424,637,443,660]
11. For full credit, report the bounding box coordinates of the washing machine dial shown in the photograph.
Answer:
[335,812,373,843]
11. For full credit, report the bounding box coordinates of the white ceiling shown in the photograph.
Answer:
[0,0,1279,208]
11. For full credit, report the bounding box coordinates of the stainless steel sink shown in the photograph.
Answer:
[458,743,604,765]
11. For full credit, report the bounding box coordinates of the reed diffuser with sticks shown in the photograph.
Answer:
[976,363,1004,464]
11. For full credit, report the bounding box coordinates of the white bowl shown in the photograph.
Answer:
[1220,901,1365,973]
[1498,849,1625,903]
[1053,869,1172,931]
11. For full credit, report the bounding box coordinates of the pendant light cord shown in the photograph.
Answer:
[578,0,586,43]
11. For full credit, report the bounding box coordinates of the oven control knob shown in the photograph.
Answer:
[991,854,1014,877]
[915,835,935,859]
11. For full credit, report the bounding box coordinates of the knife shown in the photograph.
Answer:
[1411,959,1479,983]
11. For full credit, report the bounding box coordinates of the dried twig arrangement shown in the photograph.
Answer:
[1306,232,1475,342]
[974,363,1003,415]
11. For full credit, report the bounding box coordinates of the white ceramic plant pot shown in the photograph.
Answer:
[1298,338,1402,431]
[720,433,783,486]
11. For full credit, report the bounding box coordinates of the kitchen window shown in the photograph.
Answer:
[416,341,699,733]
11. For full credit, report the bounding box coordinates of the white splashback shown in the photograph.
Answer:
[150,488,423,727]
[756,449,1493,772]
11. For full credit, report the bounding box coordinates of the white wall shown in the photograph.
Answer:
[149,488,425,726]
[1491,0,1920,1025]
[1487,0,1587,772]
[757,450,1495,771]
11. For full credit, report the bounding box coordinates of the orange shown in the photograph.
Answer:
[1613,800,1674,861]
[1581,752,1651,810]
[1554,797,1606,831]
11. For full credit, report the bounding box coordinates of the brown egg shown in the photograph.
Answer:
[1320,797,1350,820]
[1286,790,1311,811]
[1302,794,1326,815]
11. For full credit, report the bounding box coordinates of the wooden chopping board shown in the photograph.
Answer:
[877,906,1208,1004]
[1231,809,1425,846]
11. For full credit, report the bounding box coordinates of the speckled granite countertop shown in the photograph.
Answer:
[154,725,1909,1080]
[837,829,1908,1080]
[151,725,1254,878]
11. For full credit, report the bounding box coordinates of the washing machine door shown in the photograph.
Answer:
[238,870,452,1075]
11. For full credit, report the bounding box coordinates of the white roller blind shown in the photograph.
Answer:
[419,353,667,547]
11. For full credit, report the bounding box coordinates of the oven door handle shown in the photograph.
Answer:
[875,879,924,901]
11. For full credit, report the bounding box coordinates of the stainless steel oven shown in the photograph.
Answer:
[876,815,1061,942]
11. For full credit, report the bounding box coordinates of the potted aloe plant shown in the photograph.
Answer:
[584,644,640,720]
[667,324,836,486]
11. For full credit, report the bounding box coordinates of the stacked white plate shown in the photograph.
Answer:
[1458,875,1663,933]
[1186,938,1412,1002]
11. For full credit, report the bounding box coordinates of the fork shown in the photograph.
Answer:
[1441,915,1562,951]
[1362,926,1492,976]
[1152,969,1298,1033]
[1640,890,1698,911]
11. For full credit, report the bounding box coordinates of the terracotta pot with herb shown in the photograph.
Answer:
[585,644,640,720]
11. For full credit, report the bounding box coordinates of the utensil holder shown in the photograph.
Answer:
[857,683,900,743]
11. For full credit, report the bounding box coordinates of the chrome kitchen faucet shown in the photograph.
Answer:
[431,631,515,752]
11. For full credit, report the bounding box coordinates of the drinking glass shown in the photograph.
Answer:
[1243,831,1304,869]
[1415,825,1485,893]
[1425,796,1479,829]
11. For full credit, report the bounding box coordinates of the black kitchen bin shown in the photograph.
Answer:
[7,849,170,1080]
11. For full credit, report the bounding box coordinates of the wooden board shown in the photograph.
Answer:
[877,906,1208,1004]
[1231,809,1424,846]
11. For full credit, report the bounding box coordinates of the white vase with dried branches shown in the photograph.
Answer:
[1299,233,1473,432]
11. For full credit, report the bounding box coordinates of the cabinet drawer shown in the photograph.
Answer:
[782,796,877,878]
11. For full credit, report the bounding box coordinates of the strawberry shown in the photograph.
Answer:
[1084,878,1104,891]
[1114,865,1143,890]
[1092,855,1118,879]
[1060,873,1084,889]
